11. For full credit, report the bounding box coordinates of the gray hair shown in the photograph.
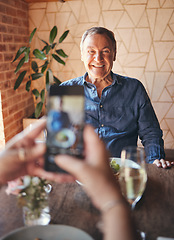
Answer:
[80,27,117,53]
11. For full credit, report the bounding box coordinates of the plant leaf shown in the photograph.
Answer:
[40,39,48,46]
[31,61,38,73]
[33,49,47,60]
[56,49,68,58]
[52,54,65,65]
[49,26,57,44]
[41,60,48,73]
[53,75,61,85]
[59,30,69,43]
[31,73,44,80]
[45,45,51,54]
[51,43,56,49]
[32,89,40,98]
[46,70,49,86]
[12,47,27,63]
[24,47,30,63]
[40,89,45,103]
[41,65,47,73]
[26,80,31,92]
[35,102,43,119]
[46,69,53,88]
[14,71,27,90]
[15,56,25,74]
[42,45,47,52]
[29,28,37,44]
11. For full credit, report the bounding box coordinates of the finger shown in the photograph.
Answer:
[165,161,172,167]
[18,148,26,162]
[160,159,168,169]
[25,143,46,162]
[33,167,75,183]
[153,159,162,167]
[55,154,114,189]
[55,155,86,177]
[23,119,47,139]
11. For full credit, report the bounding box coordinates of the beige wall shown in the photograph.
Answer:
[29,0,174,149]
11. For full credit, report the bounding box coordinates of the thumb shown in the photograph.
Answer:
[55,155,86,177]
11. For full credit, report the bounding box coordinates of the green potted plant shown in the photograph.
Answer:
[12,26,69,119]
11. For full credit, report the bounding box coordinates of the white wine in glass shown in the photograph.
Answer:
[119,146,147,209]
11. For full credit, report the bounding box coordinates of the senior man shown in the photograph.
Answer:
[61,26,173,169]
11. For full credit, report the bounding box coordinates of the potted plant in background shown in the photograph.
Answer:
[12,26,69,119]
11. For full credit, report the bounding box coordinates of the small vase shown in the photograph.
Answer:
[18,177,51,226]
[23,205,51,226]
[22,188,51,226]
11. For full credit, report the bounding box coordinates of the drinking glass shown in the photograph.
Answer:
[119,146,147,209]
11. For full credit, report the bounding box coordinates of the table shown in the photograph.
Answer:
[0,182,102,240]
[0,164,174,240]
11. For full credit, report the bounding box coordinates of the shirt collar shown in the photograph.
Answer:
[111,72,122,85]
[83,71,122,86]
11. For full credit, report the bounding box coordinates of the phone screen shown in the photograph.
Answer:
[45,85,84,173]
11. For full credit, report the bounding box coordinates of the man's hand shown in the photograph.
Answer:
[153,159,174,168]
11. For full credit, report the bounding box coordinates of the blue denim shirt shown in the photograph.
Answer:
[60,72,165,163]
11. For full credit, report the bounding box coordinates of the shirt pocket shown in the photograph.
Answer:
[106,106,138,132]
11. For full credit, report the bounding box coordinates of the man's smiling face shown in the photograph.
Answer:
[81,33,116,80]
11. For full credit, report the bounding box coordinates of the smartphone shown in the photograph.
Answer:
[45,84,85,173]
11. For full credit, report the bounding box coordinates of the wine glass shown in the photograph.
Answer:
[119,146,147,209]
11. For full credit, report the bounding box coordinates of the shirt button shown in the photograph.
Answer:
[92,87,95,91]
[101,124,104,127]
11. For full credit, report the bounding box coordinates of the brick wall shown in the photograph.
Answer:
[0,0,34,149]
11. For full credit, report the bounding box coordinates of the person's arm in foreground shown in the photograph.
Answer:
[54,125,139,240]
[0,121,138,240]
[0,119,73,185]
